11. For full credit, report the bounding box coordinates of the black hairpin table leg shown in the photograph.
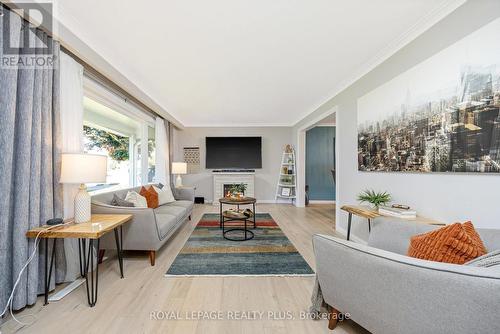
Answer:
[78,238,87,277]
[114,227,124,278]
[84,238,100,307]
[346,213,352,241]
[44,238,57,305]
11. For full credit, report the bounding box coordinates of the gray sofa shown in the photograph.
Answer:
[313,218,500,334]
[91,185,194,265]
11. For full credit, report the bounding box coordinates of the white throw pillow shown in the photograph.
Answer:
[153,185,175,205]
[124,191,148,208]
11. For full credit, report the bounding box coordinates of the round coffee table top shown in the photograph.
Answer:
[219,196,256,205]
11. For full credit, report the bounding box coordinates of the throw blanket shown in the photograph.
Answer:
[309,275,329,316]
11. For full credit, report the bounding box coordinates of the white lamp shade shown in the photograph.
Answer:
[60,153,107,184]
[172,162,187,174]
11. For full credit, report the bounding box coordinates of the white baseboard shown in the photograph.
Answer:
[257,199,278,204]
[48,278,85,302]
[335,226,367,245]
[309,200,336,204]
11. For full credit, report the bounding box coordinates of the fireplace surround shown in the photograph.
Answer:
[213,171,255,204]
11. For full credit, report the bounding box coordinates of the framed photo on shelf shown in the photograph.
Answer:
[281,187,291,197]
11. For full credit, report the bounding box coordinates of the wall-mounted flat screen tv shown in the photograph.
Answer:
[206,137,262,169]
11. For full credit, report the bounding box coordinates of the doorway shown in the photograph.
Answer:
[296,106,337,208]
[306,125,335,204]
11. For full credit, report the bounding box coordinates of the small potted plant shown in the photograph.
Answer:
[229,183,247,198]
[357,190,391,210]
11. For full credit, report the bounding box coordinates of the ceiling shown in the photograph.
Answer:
[54,0,461,127]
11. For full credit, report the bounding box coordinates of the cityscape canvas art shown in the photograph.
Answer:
[357,18,500,173]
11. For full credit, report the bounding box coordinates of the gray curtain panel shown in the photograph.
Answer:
[0,9,65,312]
[167,121,174,188]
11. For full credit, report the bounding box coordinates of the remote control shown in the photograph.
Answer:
[46,218,63,226]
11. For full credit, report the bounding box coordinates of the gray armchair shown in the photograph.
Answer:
[91,185,194,265]
[313,218,500,333]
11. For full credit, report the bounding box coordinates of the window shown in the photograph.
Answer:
[82,78,156,193]
[148,126,156,183]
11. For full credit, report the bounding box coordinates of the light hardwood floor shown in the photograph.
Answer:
[4,204,368,334]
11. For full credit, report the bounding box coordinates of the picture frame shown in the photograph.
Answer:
[281,187,291,196]
[357,18,500,173]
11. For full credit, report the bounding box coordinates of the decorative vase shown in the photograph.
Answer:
[74,184,91,223]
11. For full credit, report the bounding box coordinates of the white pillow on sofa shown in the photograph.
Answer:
[153,185,175,205]
[125,191,148,208]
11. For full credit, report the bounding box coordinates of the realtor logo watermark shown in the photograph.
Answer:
[149,310,351,321]
[1,2,56,69]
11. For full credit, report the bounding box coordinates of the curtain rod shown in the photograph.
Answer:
[61,45,157,120]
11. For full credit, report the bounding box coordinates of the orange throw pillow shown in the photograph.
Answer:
[407,221,487,264]
[140,186,159,209]
[463,221,487,254]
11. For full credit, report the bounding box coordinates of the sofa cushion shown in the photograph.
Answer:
[407,221,487,264]
[167,200,193,211]
[140,186,159,208]
[153,184,175,205]
[464,222,487,254]
[154,213,178,239]
[125,191,148,208]
[154,204,187,218]
[110,194,134,207]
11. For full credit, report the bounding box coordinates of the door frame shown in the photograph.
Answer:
[296,106,338,208]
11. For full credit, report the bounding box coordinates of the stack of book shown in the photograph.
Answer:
[378,206,417,219]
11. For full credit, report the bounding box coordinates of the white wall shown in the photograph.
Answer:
[294,0,500,241]
[173,127,293,202]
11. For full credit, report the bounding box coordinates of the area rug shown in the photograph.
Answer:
[166,213,314,276]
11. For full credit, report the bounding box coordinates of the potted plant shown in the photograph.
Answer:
[228,183,247,198]
[357,190,391,209]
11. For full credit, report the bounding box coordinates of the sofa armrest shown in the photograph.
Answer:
[173,187,195,202]
[313,234,500,334]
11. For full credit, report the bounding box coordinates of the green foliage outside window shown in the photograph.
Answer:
[83,125,129,161]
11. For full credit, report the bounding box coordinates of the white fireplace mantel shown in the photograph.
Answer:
[213,172,255,204]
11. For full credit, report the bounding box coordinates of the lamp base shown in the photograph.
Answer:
[74,184,91,223]
[175,174,183,188]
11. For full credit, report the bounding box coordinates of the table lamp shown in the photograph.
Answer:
[172,162,187,188]
[60,153,107,223]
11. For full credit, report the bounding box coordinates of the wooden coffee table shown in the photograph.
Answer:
[219,197,256,241]
[26,214,132,307]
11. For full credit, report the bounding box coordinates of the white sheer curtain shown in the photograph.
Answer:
[155,117,170,184]
[60,52,84,281]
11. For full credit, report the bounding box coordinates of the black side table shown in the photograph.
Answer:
[219,197,256,241]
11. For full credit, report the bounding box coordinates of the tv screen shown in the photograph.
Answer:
[206,137,262,169]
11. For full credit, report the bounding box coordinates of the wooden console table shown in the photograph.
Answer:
[340,205,444,241]
[26,214,132,307]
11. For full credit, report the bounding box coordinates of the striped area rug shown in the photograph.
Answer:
[166,213,314,276]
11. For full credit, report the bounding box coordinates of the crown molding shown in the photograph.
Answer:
[313,123,336,127]
[183,123,294,128]
[292,0,466,127]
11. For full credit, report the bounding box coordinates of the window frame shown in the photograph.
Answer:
[83,76,156,188]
